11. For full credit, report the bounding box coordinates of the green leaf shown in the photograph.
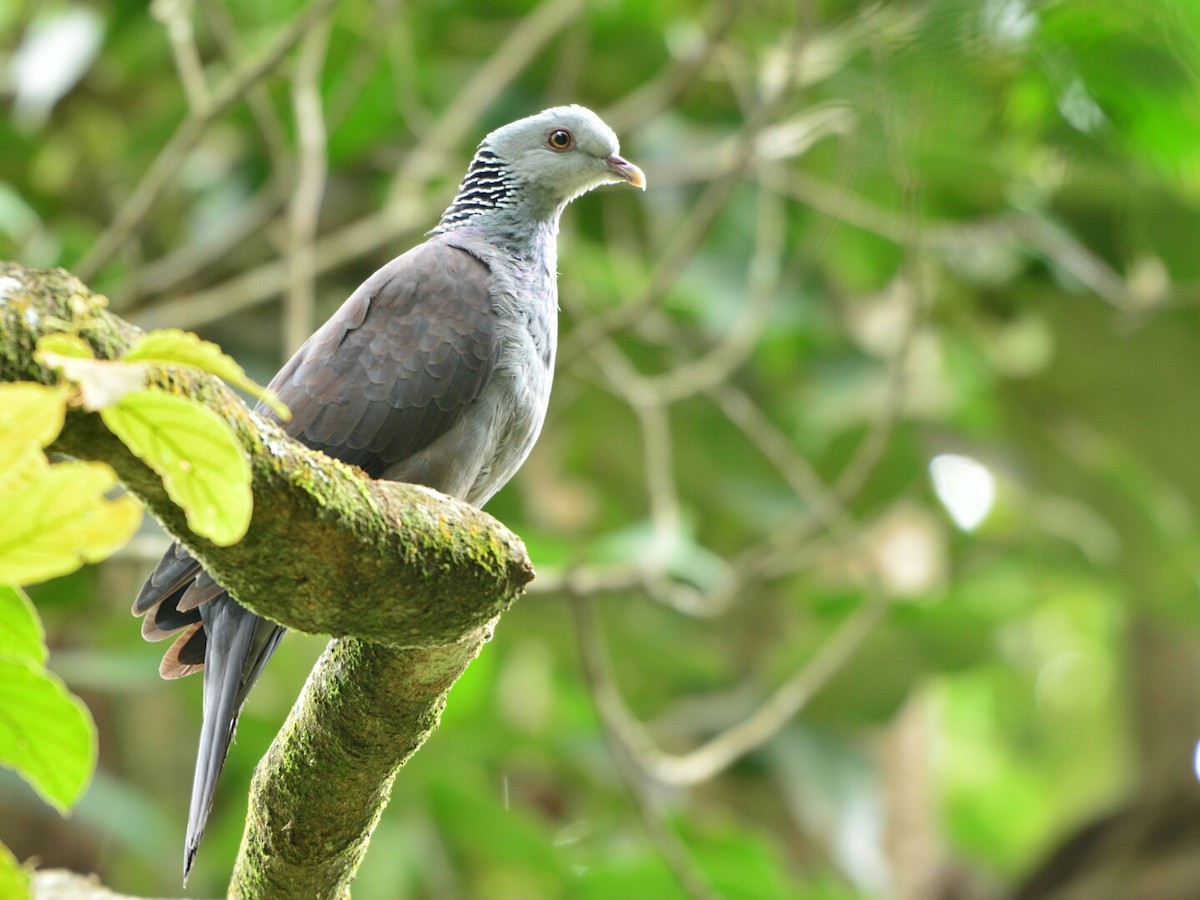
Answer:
[0,842,29,900]
[34,333,94,360]
[124,328,291,420]
[100,390,252,545]
[0,586,46,665]
[0,383,68,492]
[0,461,142,585]
[0,657,96,813]
[0,382,68,447]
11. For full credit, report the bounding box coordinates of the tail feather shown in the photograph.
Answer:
[184,596,286,883]
[138,546,290,882]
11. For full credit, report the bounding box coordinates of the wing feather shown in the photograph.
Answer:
[262,238,498,477]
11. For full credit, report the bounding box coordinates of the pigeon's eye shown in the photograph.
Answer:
[547,129,574,151]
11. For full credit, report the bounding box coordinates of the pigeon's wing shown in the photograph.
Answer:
[135,238,501,674]
[264,238,500,477]
[134,237,500,880]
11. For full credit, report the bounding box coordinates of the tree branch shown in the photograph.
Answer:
[232,628,493,898]
[0,261,534,897]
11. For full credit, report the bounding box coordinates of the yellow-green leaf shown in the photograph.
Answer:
[0,842,29,900]
[0,442,47,497]
[0,586,45,665]
[0,383,66,493]
[0,657,96,813]
[0,382,68,447]
[100,390,252,545]
[34,333,94,360]
[124,328,290,421]
[0,461,143,585]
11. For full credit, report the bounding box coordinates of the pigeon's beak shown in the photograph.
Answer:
[605,154,646,190]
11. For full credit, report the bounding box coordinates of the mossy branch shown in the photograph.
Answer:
[0,262,534,898]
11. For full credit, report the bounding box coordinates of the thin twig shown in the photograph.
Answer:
[768,167,1156,314]
[643,175,786,403]
[284,14,331,353]
[202,0,295,192]
[571,594,724,900]
[153,0,211,112]
[660,597,888,786]
[324,0,401,131]
[375,0,433,134]
[77,0,338,281]
[602,0,747,133]
[708,384,843,530]
[121,185,282,307]
[571,572,888,789]
[832,61,927,505]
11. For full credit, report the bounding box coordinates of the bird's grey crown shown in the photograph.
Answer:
[437,147,518,229]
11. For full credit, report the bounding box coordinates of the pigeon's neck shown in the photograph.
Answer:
[434,148,564,258]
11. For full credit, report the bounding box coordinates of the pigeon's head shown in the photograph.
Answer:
[437,105,644,233]
[483,105,645,210]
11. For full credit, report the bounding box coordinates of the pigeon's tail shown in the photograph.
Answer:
[185,597,285,883]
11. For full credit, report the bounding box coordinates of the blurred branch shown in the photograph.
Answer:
[369,0,432,134]
[602,0,747,133]
[284,14,331,353]
[882,694,943,900]
[122,184,282,307]
[830,283,920,504]
[719,232,924,592]
[572,587,887,789]
[833,70,928,503]
[153,0,211,112]
[318,0,410,141]
[77,0,339,281]
[708,384,843,527]
[131,197,432,330]
[572,594,724,900]
[767,168,1159,314]
[202,0,295,192]
[642,175,785,403]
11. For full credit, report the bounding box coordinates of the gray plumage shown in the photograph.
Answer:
[132,105,644,882]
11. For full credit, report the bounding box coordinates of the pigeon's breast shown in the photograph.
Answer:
[394,228,558,507]
[463,282,557,506]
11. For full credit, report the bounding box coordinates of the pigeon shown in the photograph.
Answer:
[132,105,645,880]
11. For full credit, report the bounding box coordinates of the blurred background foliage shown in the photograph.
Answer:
[3,0,1200,897]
